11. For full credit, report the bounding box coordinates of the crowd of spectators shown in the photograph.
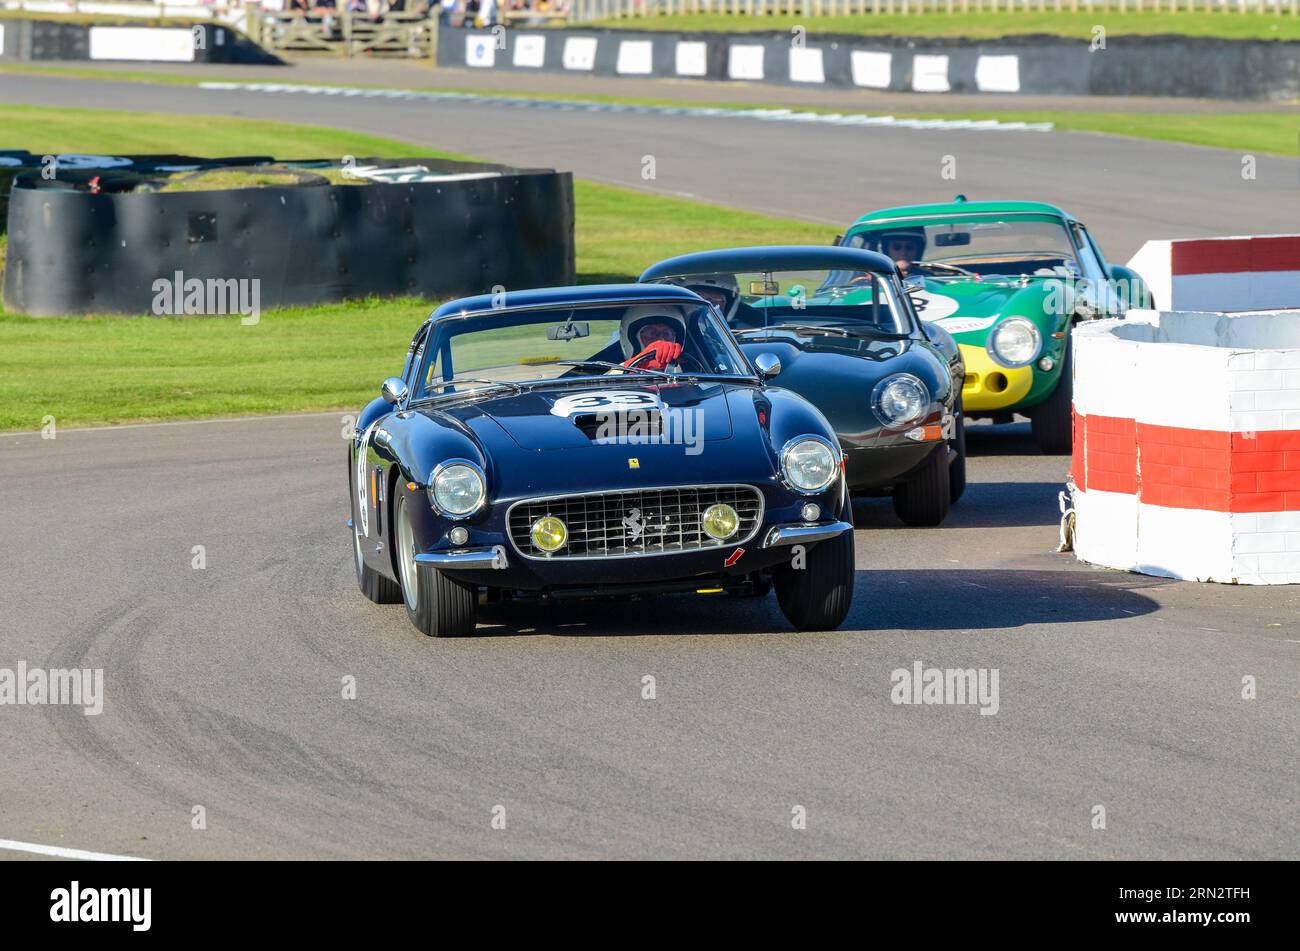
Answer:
[247,0,570,23]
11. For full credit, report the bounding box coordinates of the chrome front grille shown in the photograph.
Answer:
[508,484,764,559]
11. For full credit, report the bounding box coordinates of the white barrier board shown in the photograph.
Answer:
[788,47,825,84]
[911,54,950,93]
[89,27,196,63]
[728,44,765,81]
[465,34,495,68]
[513,35,546,69]
[675,40,708,77]
[975,55,1020,93]
[616,39,654,76]
[850,50,891,89]
[562,36,598,71]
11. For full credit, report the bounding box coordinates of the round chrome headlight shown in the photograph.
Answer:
[781,437,839,494]
[428,461,486,517]
[988,317,1042,368]
[872,374,929,426]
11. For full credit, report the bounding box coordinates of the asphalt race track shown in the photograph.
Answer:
[1,72,1299,859]
[2,72,1299,257]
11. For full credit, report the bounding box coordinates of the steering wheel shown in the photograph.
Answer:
[627,349,707,373]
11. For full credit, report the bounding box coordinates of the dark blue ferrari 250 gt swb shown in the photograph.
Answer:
[349,284,855,636]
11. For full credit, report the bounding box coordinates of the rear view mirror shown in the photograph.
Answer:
[547,321,589,341]
[749,280,780,296]
[934,233,971,247]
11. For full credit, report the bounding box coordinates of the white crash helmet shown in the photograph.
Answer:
[619,304,688,361]
[668,274,741,323]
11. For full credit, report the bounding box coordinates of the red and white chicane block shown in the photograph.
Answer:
[1070,309,1300,584]
[1127,234,1300,313]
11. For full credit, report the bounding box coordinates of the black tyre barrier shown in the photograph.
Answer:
[441,27,1300,101]
[2,155,575,316]
[0,18,282,65]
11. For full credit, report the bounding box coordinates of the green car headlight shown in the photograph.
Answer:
[872,373,929,426]
[988,317,1042,369]
[701,503,740,541]
[530,516,568,553]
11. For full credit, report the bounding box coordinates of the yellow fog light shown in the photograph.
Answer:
[530,516,568,553]
[701,503,740,541]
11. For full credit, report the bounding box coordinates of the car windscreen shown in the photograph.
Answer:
[845,214,1080,279]
[412,300,752,400]
[651,268,908,334]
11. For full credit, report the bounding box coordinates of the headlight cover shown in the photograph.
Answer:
[428,461,486,517]
[872,373,929,426]
[781,437,839,494]
[988,317,1042,368]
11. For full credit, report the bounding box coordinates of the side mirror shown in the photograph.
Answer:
[753,352,781,380]
[381,377,409,405]
[831,234,843,247]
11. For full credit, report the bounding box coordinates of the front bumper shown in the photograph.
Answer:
[763,520,853,548]
[958,343,1034,412]
[414,520,853,580]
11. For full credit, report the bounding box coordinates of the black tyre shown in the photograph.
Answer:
[1031,335,1073,455]
[949,397,967,505]
[394,494,477,637]
[772,529,855,631]
[892,444,951,526]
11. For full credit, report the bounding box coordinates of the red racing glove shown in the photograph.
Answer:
[624,340,683,371]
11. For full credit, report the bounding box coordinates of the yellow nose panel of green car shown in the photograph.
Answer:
[958,344,1035,412]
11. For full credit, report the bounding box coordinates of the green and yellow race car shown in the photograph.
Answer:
[839,197,1151,454]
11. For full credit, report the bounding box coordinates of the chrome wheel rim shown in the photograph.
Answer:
[396,497,419,612]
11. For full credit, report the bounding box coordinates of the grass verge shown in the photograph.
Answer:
[0,104,832,431]
[585,12,1300,41]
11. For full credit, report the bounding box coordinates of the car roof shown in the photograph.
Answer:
[848,199,1071,229]
[639,245,896,283]
[427,283,703,321]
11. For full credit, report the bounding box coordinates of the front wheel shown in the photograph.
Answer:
[892,444,951,526]
[772,530,855,631]
[395,494,477,637]
[1031,336,1073,455]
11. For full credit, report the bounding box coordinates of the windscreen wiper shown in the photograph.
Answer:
[422,377,524,397]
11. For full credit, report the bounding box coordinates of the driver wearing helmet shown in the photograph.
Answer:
[619,305,686,371]
[677,274,740,324]
[878,226,927,277]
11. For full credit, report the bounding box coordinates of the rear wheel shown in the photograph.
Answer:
[395,494,477,637]
[949,398,967,504]
[1031,335,1073,455]
[892,445,951,526]
[772,530,855,631]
